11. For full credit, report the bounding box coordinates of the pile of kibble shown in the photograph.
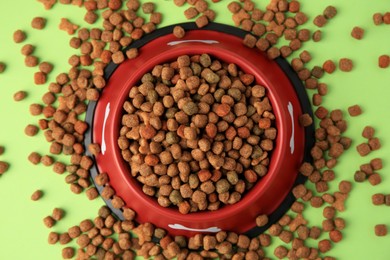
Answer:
[1,0,388,259]
[118,53,276,213]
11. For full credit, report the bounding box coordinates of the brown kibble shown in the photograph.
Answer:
[34,71,47,85]
[39,62,54,74]
[256,214,268,227]
[356,143,371,156]
[368,173,382,186]
[384,12,390,24]
[68,226,81,239]
[371,158,383,170]
[13,29,26,43]
[323,60,336,73]
[313,15,327,27]
[88,143,101,156]
[372,193,385,205]
[126,48,138,59]
[227,2,240,13]
[38,0,57,10]
[40,155,54,166]
[279,230,293,243]
[309,226,322,239]
[362,126,375,139]
[31,17,47,30]
[373,13,383,25]
[0,62,5,73]
[25,55,39,67]
[351,26,364,40]
[339,58,353,72]
[70,183,83,194]
[312,30,322,42]
[348,104,362,116]
[173,26,185,38]
[318,239,332,253]
[62,247,75,259]
[59,18,79,35]
[339,180,352,194]
[323,6,337,19]
[80,219,94,232]
[195,15,209,28]
[215,103,230,117]
[267,47,280,60]
[52,208,65,221]
[43,216,56,228]
[369,137,381,151]
[299,113,313,127]
[28,152,41,165]
[31,190,43,201]
[378,55,390,68]
[274,245,288,259]
[59,232,71,245]
[112,51,125,64]
[375,224,387,236]
[329,230,343,243]
[243,34,257,48]
[292,184,307,199]
[85,187,98,200]
[48,231,59,244]
[184,7,199,19]
[13,91,27,101]
[385,195,390,206]
[25,124,39,136]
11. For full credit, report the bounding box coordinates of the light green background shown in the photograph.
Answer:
[0,0,389,259]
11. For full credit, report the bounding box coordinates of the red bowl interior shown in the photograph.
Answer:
[92,28,306,237]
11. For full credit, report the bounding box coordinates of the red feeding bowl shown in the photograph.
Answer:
[85,23,314,237]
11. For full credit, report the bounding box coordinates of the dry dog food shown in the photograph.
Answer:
[0,161,9,174]
[351,26,365,40]
[62,247,75,259]
[373,13,383,25]
[348,104,362,116]
[323,60,336,74]
[375,224,387,236]
[31,190,43,201]
[372,193,385,205]
[38,0,57,10]
[384,12,390,24]
[43,215,56,228]
[13,29,26,43]
[0,62,6,73]
[173,25,185,38]
[13,91,27,101]
[25,55,39,67]
[378,55,390,68]
[118,53,276,213]
[52,208,65,221]
[21,44,34,56]
[31,17,47,29]
[339,58,353,72]
[59,18,79,35]
[25,124,39,136]
[323,6,337,19]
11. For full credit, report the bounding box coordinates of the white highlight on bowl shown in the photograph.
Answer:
[167,40,219,46]
[101,102,111,155]
[288,102,295,154]
[168,224,221,233]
